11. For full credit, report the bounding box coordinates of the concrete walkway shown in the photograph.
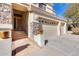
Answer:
[30,34,79,56]
[12,31,40,56]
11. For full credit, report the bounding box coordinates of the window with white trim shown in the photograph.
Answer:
[39,3,46,10]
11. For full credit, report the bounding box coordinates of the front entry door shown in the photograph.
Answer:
[14,13,23,31]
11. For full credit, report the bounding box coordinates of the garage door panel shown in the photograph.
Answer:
[43,25,57,39]
[61,26,64,35]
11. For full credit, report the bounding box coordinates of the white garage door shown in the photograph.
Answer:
[61,25,64,35]
[42,25,57,40]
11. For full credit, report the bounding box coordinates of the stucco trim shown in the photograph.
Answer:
[31,5,66,23]
[0,24,12,29]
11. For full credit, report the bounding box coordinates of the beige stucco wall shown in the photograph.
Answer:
[0,38,12,56]
[46,5,56,15]
[32,3,56,15]
[22,12,29,34]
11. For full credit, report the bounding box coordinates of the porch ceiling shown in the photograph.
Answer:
[12,3,28,12]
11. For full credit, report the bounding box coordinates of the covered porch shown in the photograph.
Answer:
[12,3,29,35]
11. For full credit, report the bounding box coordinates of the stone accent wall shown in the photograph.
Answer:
[0,3,12,24]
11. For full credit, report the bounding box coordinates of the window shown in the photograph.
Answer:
[39,3,46,10]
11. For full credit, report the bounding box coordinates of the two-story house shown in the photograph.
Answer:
[0,3,67,56]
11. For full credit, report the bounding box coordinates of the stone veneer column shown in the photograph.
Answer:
[28,12,44,47]
[33,23,44,47]
[0,3,12,24]
[57,21,61,36]
[0,3,12,56]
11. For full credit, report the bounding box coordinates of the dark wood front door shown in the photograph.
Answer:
[14,12,23,31]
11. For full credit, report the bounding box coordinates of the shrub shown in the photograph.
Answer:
[72,27,79,35]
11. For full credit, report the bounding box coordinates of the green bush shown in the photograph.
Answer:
[72,27,79,35]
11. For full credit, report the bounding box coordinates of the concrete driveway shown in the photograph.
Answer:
[30,34,79,56]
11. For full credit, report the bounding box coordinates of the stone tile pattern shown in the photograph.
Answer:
[0,3,12,24]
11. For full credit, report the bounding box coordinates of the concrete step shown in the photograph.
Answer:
[12,31,40,56]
